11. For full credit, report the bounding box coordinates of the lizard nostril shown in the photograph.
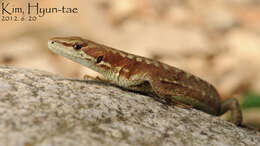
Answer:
[51,41,54,44]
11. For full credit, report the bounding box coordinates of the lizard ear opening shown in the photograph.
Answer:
[96,56,103,63]
[72,44,82,50]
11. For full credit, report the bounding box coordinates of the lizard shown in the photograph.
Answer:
[48,36,242,125]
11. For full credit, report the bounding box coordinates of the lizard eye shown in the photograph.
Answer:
[96,56,103,63]
[72,44,82,50]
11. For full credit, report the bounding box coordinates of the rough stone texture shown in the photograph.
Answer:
[0,66,259,146]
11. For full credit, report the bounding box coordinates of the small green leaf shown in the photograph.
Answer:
[241,93,260,109]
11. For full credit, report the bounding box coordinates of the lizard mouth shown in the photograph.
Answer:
[48,40,94,66]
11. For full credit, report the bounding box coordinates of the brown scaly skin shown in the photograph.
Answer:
[48,36,242,125]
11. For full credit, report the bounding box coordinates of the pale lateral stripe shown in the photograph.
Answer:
[136,57,143,62]
[162,64,169,70]
[119,52,126,57]
[152,61,159,67]
[127,54,134,59]
[123,68,130,73]
[98,61,112,68]
[185,72,192,78]
[145,59,152,64]
[110,49,118,54]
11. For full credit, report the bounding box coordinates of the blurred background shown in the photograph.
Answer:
[0,0,260,129]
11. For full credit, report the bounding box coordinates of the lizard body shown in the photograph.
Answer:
[48,36,242,125]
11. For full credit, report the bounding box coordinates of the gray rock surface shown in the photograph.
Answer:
[0,66,259,146]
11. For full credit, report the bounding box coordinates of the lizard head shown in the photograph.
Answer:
[48,36,120,78]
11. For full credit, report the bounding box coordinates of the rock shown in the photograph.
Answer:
[0,66,259,146]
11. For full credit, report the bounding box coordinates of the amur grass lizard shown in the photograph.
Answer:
[48,36,242,125]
